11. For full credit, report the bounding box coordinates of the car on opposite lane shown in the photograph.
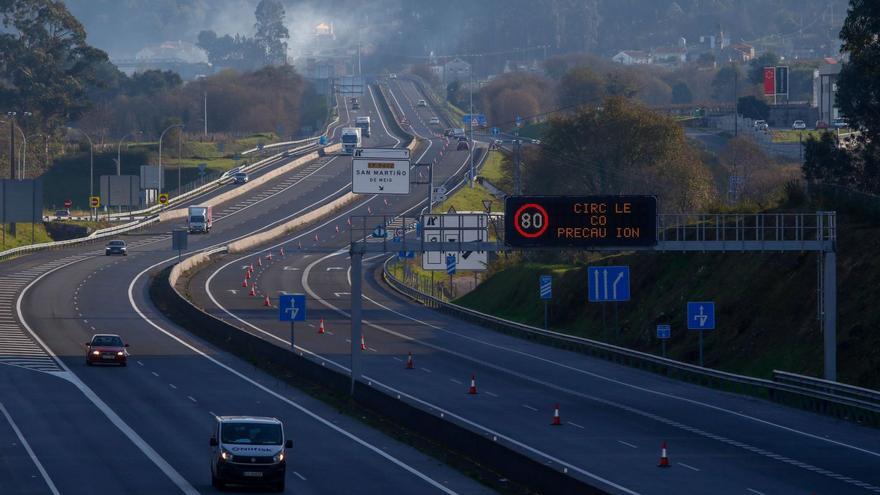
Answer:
[85,334,129,366]
[816,120,829,130]
[105,240,127,256]
[429,116,440,125]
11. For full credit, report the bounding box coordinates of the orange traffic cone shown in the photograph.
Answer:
[257,258,262,267]
[551,404,562,426]
[246,270,251,279]
[249,264,254,271]
[280,247,285,257]
[248,284,256,296]
[318,319,325,334]
[360,334,366,350]
[242,278,248,288]
[405,352,414,369]
[468,374,477,394]
[263,295,271,307]
[267,251,272,261]
[658,442,670,468]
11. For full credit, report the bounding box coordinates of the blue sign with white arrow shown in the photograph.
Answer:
[279,294,306,322]
[539,275,552,300]
[587,266,630,302]
[446,254,456,275]
[687,302,715,330]
[398,250,414,259]
[656,324,671,339]
[491,127,500,136]
[372,225,387,238]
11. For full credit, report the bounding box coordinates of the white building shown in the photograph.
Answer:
[612,50,651,65]
[443,57,472,83]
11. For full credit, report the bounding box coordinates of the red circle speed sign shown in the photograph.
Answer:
[513,203,549,239]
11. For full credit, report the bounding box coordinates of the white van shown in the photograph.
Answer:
[210,416,292,492]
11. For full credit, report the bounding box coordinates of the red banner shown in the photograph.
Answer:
[763,67,776,96]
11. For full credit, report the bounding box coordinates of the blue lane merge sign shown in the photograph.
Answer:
[446,254,456,275]
[539,275,552,300]
[687,302,715,330]
[279,294,306,322]
[587,266,630,302]
[656,324,671,339]
[398,250,414,259]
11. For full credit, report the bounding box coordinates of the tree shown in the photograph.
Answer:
[671,82,693,104]
[748,52,780,85]
[126,70,182,97]
[254,0,289,66]
[711,65,742,102]
[697,52,716,67]
[838,0,880,144]
[605,70,639,98]
[0,0,109,131]
[802,133,858,187]
[737,95,769,120]
[557,66,605,108]
[197,30,266,72]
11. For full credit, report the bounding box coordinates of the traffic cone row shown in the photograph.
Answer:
[318,319,325,334]
[257,258,262,267]
[280,247,285,256]
[263,295,271,307]
[246,270,251,279]
[248,283,256,296]
[267,251,272,261]
[242,278,248,288]
[360,334,366,350]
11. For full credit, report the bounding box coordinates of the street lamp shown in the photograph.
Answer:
[117,130,143,175]
[66,127,94,219]
[6,111,30,180]
[158,123,184,195]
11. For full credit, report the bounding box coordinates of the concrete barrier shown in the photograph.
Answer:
[150,265,608,495]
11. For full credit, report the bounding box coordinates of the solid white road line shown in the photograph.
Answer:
[0,402,60,495]
[567,422,585,430]
[17,259,199,495]
[129,257,460,495]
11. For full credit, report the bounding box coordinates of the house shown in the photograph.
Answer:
[728,43,756,61]
[814,62,842,123]
[443,57,472,83]
[651,46,687,66]
[612,50,651,65]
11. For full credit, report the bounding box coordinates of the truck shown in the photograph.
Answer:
[341,127,362,155]
[188,205,213,233]
[355,116,371,137]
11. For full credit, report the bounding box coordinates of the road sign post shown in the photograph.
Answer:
[656,324,671,357]
[279,294,307,349]
[540,275,552,330]
[687,302,715,366]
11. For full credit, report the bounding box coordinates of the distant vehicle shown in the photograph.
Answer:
[222,167,242,180]
[54,209,70,220]
[210,416,293,492]
[233,172,249,184]
[446,128,466,138]
[85,334,129,366]
[341,127,362,155]
[389,73,397,79]
[105,240,127,256]
[429,116,440,125]
[493,139,503,146]
[188,205,213,233]
[355,116,371,137]
[792,120,807,130]
[832,118,848,129]
[351,97,360,110]
[417,99,427,107]
[531,139,542,145]
[753,120,768,131]
[456,140,470,151]
[815,120,829,130]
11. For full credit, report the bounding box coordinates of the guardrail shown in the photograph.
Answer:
[381,258,880,428]
[773,370,880,407]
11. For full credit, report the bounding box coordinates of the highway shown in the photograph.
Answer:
[1,84,492,494]
[189,79,880,494]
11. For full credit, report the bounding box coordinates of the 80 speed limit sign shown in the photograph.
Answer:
[512,203,549,238]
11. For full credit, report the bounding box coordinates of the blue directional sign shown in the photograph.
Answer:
[462,114,487,127]
[279,294,306,322]
[372,225,387,238]
[446,254,456,275]
[587,266,630,302]
[687,302,715,330]
[539,275,552,300]
[398,250,414,259]
[319,135,328,145]
[491,127,500,136]
[656,324,671,339]
[515,115,523,127]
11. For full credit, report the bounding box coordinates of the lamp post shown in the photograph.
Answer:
[116,130,143,175]
[158,123,184,196]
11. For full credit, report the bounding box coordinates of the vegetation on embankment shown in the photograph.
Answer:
[456,208,880,389]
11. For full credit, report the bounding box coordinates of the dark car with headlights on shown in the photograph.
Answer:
[105,240,127,256]
[211,416,292,492]
[85,334,129,366]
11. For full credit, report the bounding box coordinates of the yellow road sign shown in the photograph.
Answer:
[89,196,101,208]
[158,193,170,204]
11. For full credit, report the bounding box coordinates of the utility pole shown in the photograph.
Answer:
[733,66,738,137]
[8,112,15,180]
[203,91,208,137]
